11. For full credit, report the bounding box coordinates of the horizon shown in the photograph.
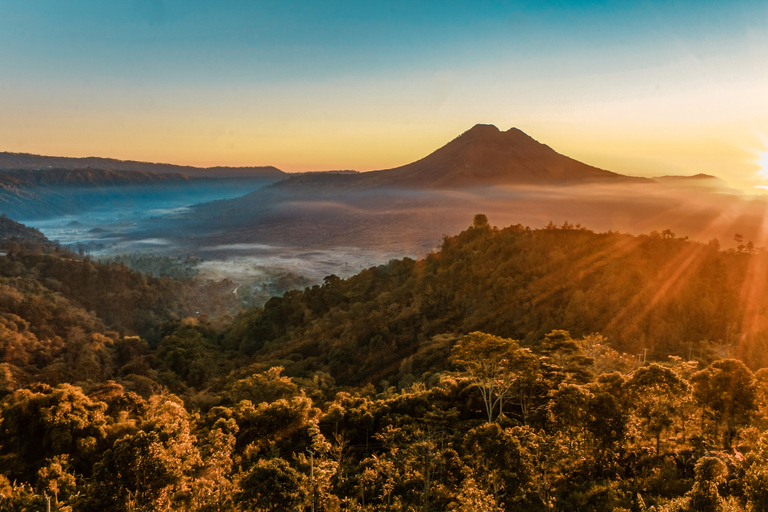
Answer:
[3,1,768,191]
[0,123,752,191]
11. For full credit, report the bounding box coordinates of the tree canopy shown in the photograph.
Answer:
[1,218,768,510]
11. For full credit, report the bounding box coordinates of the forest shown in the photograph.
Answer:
[3,214,768,511]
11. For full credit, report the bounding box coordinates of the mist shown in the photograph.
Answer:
[16,171,768,313]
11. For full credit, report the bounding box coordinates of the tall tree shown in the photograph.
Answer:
[626,363,688,454]
[449,332,520,422]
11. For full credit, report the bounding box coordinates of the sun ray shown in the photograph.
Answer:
[520,232,646,308]
[602,194,762,339]
[734,201,768,361]
[604,238,708,339]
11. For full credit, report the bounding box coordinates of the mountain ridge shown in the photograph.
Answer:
[0,152,286,179]
[0,168,189,191]
[4,126,710,188]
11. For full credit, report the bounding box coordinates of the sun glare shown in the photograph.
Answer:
[756,147,768,190]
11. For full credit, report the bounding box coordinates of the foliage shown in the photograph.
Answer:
[3,218,768,510]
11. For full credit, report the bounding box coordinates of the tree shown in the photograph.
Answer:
[447,478,502,512]
[87,430,184,512]
[227,366,299,404]
[473,214,490,230]
[585,390,627,467]
[691,359,757,448]
[36,455,77,508]
[734,233,744,252]
[626,363,687,454]
[686,457,728,512]
[235,458,304,512]
[745,459,768,512]
[295,420,339,512]
[507,348,542,425]
[449,332,520,422]
[189,423,237,512]
[740,432,768,512]
[233,392,318,456]
[0,383,108,480]
[462,423,534,508]
[360,443,400,511]
[538,330,594,386]
[549,383,591,444]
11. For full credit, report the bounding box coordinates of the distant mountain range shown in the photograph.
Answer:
[123,124,738,254]
[2,125,719,189]
[0,152,286,179]
[0,153,286,219]
[0,168,189,192]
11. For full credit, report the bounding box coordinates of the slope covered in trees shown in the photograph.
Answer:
[0,222,242,389]
[225,218,767,387]
[4,217,768,511]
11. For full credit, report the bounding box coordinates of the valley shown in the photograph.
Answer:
[5,125,767,313]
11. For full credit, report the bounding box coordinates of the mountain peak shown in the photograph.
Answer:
[461,125,534,140]
[464,123,501,135]
[504,126,536,139]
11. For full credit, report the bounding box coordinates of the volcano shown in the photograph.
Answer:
[362,124,647,188]
[270,124,649,192]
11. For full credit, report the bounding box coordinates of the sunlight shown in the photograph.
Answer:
[736,203,768,359]
[518,233,644,307]
[759,150,768,179]
[603,197,759,345]
[605,240,707,337]
[755,147,768,190]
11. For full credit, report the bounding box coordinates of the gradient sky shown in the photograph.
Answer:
[2,1,768,190]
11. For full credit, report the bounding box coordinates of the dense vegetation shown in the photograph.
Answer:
[226,216,768,386]
[4,216,768,511]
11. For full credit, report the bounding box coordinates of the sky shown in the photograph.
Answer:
[2,1,768,190]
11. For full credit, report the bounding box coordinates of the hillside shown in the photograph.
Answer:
[0,219,241,365]
[223,219,765,386]
[0,214,52,249]
[7,217,766,390]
